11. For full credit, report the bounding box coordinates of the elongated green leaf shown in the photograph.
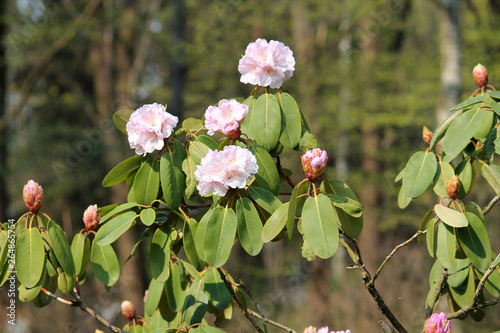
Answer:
[481,164,500,196]
[456,160,476,198]
[165,261,188,312]
[301,194,339,259]
[190,324,227,333]
[113,109,134,134]
[95,211,137,246]
[433,161,455,197]
[189,136,218,165]
[99,202,137,223]
[182,157,198,198]
[57,268,75,295]
[16,228,45,288]
[161,150,185,210]
[451,95,487,111]
[247,93,281,150]
[19,267,46,302]
[477,265,500,297]
[195,205,216,261]
[418,209,434,246]
[47,221,76,278]
[90,242,120,286]
[448,258,471,288]
[71,233,90,278]
[145,278,165,316]
[474,108,495,139]
[236,198,264,256]
[397,187,412,209]
[457,213,491,272]
[430,108,467,148]
[443,108,485,161]
[277,92,301,149]
[204,267,231,310]
[287,181,308,239]
[140,208,156,226]
[449,267,475,308]
[134,158,160,205]
[434,204,468,228]
[325,194,363,218]
[248,144,280,195]
[149,224,176,283]
[204,207,237,268]
[488,91,500,100]
[182,275,208,325]
[426,218,436,257]
[248,186,282,214]
[183,218,206,270]
[102,155,142,187]
[436,222,456,269]
[402,151,437,198]
[262,203,289,243]
[182,118,204,132]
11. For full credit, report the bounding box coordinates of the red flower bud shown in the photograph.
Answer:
[121,300,136,320]
[473,63,488,87]
[446,175,460,199]
[423,126,433,145]
[83,205,101,231]
[23,180,43,214]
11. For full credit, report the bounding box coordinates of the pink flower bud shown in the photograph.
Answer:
[121,300,136,320]
[303,327,317,333]
[446,175,460,200]
[83,205,101,231]
[23,180,43,214]
[473,63,488,87]
[301,148,328,182]
[426,312,451,333]
[423,126,433,145]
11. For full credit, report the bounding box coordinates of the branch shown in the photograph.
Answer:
[248,310,297,333]
[0,0,102,131]
[482,195,500,215]
[238,281,268,333]
[41,288,128,333]
[424,268,448,319]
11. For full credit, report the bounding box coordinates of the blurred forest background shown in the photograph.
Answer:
[1,0,500,332]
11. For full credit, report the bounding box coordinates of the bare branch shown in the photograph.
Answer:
[482,195,500,215]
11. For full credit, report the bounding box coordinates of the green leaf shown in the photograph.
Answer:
[481,163,500,196]
[426,218,436,257]
[456,159,476,198]
[488,91,500,100]
[56,268,75,295]
[247,93,281,150]
[182,275,208,325]
[276,92,301,149]
[449,267,475,308]
[430,108,467,149]
[190,323,227,333]
[474,109,495,140]
[165,261,188,312]
[204,267,231,310]
[113,109,134,134]
[195,205,216,261]
[450,95,487,111]
[262,203,289,243]
[443,108,486,162]
[182,157,198,198]
[301,194,339,259]
[102,155,142,187]
[401,151,437,198]
[241,95,257,137]
[90,242,120,286]
[448,258,471,288]
[140,208,156,226]
[19,267,46,302]
[145,278,165,316]
[248,144,280,195]
[434,204,468,228]
[161,150,185,210]
[484,126,497,163]
[204,206,237,268]
[149,224,177,283]
[189,136,218,165]
[433,161,455,197]
[325,194,363,218]
[47,221,76,279]
[457,213,491,272]
[248,186,282,214]
[182,118,204,132]
[184,218,206,270]
[15,228,45,288]
[236,198,264,256]
[477,264,500,297]
[134,158,160,205]
[95,211,137,246]
[436,222,456,269]
[287,181,308,239]
[397,187,412,209]
[99,202,137,223]
[70,233,90,278]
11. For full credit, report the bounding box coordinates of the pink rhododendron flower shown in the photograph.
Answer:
[83,204,101,231]
[205,99,249,139]
[301,148,328,181]
[238,38,295,89]
[23,180,43,214]
[426,312,451,333]
[126,103,178,156]
[317,328,329,333]
[303,326,317,333]
[195,146,258,196]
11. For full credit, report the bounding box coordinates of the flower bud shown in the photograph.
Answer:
[121,300,136,320]
[301,148,328,182]
[426,312,451,333]
[423,126,433,145]
[23,180,43,214]
[446,175,460,199]
[83,205,101,231]
[303,327,317,333]
[473,63,488,87]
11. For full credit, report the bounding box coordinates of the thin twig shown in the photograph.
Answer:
[374,230,426,281]
[248,309,297,333]
[472,253,500,306]
[276,156,296,189]
[482,195,500,215]
[424,268,448,319]
[238,281,268,333]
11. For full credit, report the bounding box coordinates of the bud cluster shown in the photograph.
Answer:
[23,180,43,214]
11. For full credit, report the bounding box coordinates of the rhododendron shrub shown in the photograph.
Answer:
[4,39,500,333]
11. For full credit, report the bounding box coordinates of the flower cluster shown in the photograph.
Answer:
[23,180,43,214]
[195,145,258,197]
[303,326,351,333]
[426,312,451,333]
[126,103,178,156]
[205,99,249,139]
[301,148,328,181]
[83,204,101,231]
[238,38,295,89]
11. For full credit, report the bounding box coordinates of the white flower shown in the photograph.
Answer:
[205,99,249,139]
